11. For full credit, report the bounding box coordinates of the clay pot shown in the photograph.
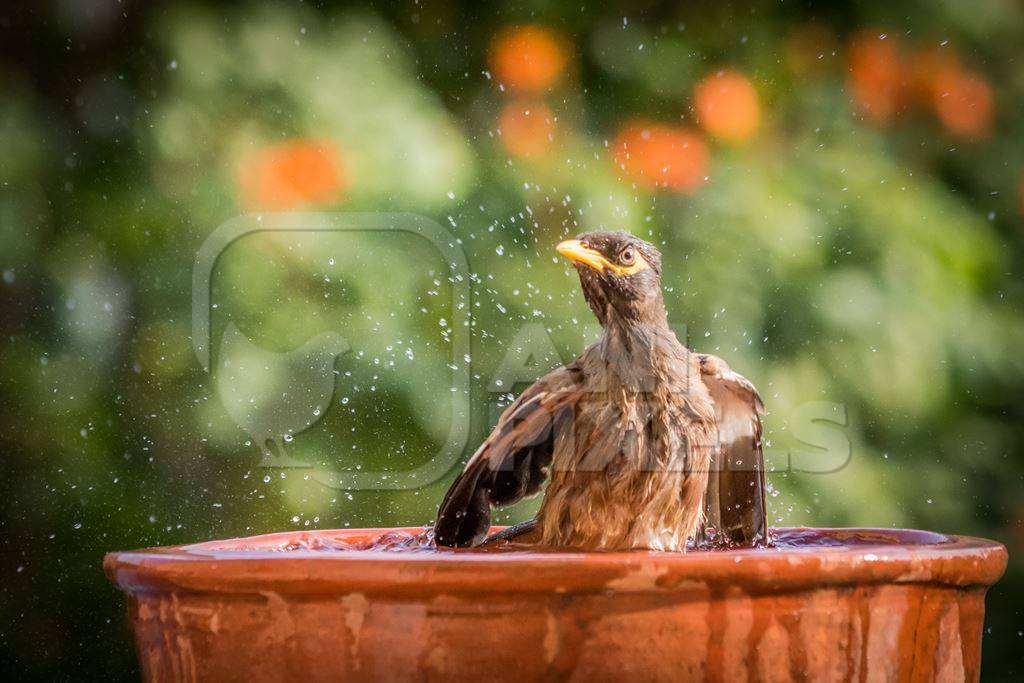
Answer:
[104,527,1006,682]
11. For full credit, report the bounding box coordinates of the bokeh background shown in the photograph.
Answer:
[2,0,1023,679]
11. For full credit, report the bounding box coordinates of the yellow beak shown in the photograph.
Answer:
[556,240,612,272]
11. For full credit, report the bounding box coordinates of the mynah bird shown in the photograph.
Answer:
[434,231,767,550]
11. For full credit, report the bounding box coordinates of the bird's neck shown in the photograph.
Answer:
[599,315,684,389]
[601,289,672,349]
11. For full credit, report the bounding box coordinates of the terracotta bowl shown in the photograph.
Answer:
[104,527,1006,682]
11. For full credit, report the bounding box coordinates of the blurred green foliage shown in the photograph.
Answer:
[1,1,1023,679]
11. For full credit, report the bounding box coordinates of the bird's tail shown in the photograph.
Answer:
[434,462,493,547]
[701,435,768,546]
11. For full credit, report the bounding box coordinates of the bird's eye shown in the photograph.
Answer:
[620,247,635,265]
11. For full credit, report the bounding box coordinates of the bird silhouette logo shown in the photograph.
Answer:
[215,322,350,467]
[192,213,471,490]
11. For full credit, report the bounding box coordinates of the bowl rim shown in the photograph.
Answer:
[104,526,1007,597]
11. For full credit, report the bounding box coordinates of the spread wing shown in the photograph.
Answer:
[698,354,768,546]
[434,363,583,547]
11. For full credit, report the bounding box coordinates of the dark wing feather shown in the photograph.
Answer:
[434,363,583,547]
[698,354,768,546]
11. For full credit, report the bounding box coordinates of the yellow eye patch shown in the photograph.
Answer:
[556,240,650,275]
[607,252,649,276]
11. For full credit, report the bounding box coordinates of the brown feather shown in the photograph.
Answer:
[697,353,768,546]
[433,364,582,547]
[535,327,715,550]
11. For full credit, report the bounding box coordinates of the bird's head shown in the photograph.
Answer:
[556,231,666,329]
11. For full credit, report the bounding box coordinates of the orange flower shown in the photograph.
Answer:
[932,65,994,139]
[869,41,993,139]
[846,30,905,124]
[490,25,567,91]
[498,100,555,159]
[694,69,761,143]
[238,139,346,210]
[612,120,709,193]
